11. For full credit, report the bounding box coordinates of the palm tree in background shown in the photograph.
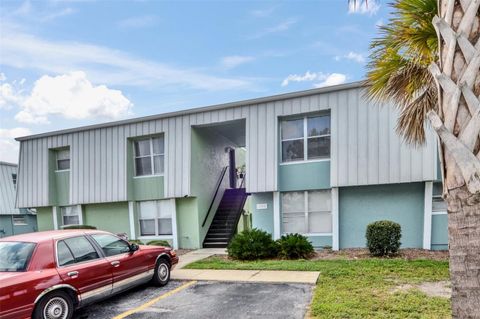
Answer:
[351,0,480,317]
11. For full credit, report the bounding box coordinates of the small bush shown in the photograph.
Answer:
[129,239,144,245]
[227,228,277,260]
[62,225,97,230]
[366,220,402,256]
[147,240,171,247]
[276,233,314,259]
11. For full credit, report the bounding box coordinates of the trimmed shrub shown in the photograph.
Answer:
[366,220,402,256]
[276,233,314,259]
[129,239,144,245]
[62,225,97,230]
[227,228,277,260]
[146,240,171,247]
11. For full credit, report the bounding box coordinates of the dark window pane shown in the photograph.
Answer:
[64,236,99,263]
[308,136,330,159]
[57,241,75,266]
[63,215,79,226]
[308,116,330,136]
[0,242,36,272]
[282,140,304,162]
[433,182,443,196]
[57,149,70,160]
[57,159,70,170]
[153,155,164,174]
[135,157,152,176]
[158,218,172,235]
[92,234,130,257]
[140,219,155,236]
[152,137,164,154]
[281,119,304,140]
[134,139,151,156]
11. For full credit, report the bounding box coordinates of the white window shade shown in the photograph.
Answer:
[308,190,331,211]
[281,192,305,213]
[309,212,332,233]
[61,206,79,226]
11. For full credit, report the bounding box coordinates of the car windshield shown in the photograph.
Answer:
[0,241,36,272]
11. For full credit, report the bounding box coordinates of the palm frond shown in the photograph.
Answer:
[364,0,438,145]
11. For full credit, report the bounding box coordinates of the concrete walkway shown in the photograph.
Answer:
[172,249,320,284]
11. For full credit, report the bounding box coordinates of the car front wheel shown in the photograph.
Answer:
[152,258,170,286]
[34,290,73,319]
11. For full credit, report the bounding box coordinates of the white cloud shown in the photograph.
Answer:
[335,51,366,64]
[314,73,347,88]
[0,24,251,91]
[348,0,380,15]
[0,73,6,81]
[0,76,25,110]
[281,71,318,86]
[249,18,297,39]
[281,71,347,88]
[118,15,158,28]
[220,56,255,70]
[10,71,133,124]
[0,127,32,163]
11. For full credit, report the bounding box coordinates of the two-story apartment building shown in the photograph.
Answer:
[15,81,448,250]
[0,161,37,237]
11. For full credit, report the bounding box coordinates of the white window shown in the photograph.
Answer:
[61,206,80,226]
[56,149,70,170]
[134,136,164,176]
[432,182,447,213]
[281,115,330,163]
[12,216,27,226]
[282,190,332,234]
[138,200,172,236]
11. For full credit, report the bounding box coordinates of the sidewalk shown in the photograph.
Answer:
[172,249,320,284]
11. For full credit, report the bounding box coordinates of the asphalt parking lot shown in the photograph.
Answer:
[74,280,313,319]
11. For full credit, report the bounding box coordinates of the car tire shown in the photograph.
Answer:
[152,258,170,287]
[33,290,74,319]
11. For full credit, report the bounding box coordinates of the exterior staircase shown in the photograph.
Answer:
[203,188,249,248]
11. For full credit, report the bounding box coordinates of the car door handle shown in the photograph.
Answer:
[67,271,79,277]
[111,261,120,267]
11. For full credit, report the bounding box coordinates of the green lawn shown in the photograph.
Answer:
[185,257,451,318]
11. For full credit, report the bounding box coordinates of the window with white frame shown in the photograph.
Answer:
[61,206,80,226]
[281,114,330,163]
[432,182,447,213]
[56,149,70,170]
[134,136,164,176]
[282,190,332,234]
[12,173,17,188]
[137,200,172,236]
[12,216,27,225]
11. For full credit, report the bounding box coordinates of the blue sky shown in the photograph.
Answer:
[0,0,389,162]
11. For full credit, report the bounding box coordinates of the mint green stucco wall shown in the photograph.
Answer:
[176,197,201,249]
[83,202,130,235]
[251,192,274,234]
[48,148,70,206]
[36,207,54,231]
[307,235,332,248]
[131,176,164,201]
[339,183,424,249]
[54,171,70,205]
[432,214,448,250]
[278,161,330,191]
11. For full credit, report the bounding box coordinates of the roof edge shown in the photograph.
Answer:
[16,80,365,141]
[0,161,18,167]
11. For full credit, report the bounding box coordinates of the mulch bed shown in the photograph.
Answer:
[205,248,449,262]
[311,248,449,261]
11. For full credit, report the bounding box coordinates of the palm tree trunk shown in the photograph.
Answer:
[446,187,480,318]
[428,0,480,317]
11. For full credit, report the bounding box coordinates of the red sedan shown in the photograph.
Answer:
[0,230,178,319]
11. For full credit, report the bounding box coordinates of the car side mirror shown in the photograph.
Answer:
[129,243,139,252]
